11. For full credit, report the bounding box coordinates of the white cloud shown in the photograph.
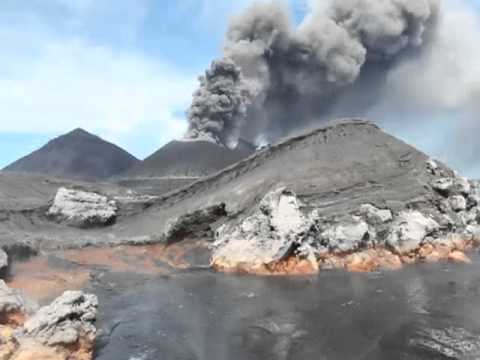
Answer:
[0,0,202,159]
[0,39,196,138]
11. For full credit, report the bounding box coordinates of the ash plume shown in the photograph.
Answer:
[185,0,477,150]
[185,58,254,147]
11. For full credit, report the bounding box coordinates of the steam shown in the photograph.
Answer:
[185,0,478,154]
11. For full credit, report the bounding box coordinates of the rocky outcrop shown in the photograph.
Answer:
[0,284,97,360]
[211,159,480,274]
[386,211,439,255]
[211,188,315,272]
[47,187,117,228]
[0,280,38,325]
[22,291,97,347]
[163,204,227,244]
[320,216,370,254]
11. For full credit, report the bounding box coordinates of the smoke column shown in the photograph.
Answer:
[185,0,478,150]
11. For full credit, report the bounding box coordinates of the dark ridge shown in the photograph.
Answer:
[128,138,255,178]
[3,128,140,180]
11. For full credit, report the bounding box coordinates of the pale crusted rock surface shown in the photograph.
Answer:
[0,280,38,316]
[431,178,454,196]
[453,177,471,195]
[320,217,369,253]
[387,211,439,255]
[47,187,117,228]
[450,195,467,212]
[22,290,98,347]
[211,188,312,270]
[359,204,393,225]
[0,284,97,360]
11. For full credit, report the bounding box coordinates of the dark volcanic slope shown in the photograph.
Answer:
[0,119,447,249]
[128,139,255,178]
[126,119,438,232]
[3,129,139,180]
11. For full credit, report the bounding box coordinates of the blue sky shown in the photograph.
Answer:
[0,0,480,177]
[0,0,312,168]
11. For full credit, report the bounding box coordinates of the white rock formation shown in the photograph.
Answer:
[453,177,471,195]
[321,217,370,253]
[22,290,98,347]
[211,188,312,269]
[426,159,438,173]
[387,211,440,254]
[450,195,467,212]
[0,280,38,315]
[431,178,454,195]
[48,187,117,227]
[360,204,393,225]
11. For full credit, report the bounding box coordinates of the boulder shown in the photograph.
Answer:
[211,188,313,270]
[426,159,438,174]
[0,285,98,360]
[450,195,467,212]
[387,211,440,255]
[22,290,98,347]
[320,217,370,253]
[359,204,393,225]
[467,194,480,209]
[453,177,471,195]
[163,204,227,244]
[47,187,117,228]
[431,178,454,196]
[0,280,38,320]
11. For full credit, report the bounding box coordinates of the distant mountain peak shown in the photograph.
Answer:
[3,129,139,180]
[67,128,93,137]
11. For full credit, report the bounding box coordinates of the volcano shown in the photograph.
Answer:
[128,138,255,178]
[3,128,139,180]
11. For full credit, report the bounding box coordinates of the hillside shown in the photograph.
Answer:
[128,138,255,178]
[3,129,139,180]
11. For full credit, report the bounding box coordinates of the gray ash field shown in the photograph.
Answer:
[2,119,480,360]
[0,120,451,250]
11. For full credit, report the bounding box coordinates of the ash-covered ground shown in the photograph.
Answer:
[2,119,480,359]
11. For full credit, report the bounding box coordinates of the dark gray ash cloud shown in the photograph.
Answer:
[185,0,480,167]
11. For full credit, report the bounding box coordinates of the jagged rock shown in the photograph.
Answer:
[467,194,480,209]
[22,291,98,347]
[426,159,438,174]
[387,211,440,255]
[0,250,7,276]
[431,178,454,196]
[320,217,370,253]
[0,286,97,360]
[0,280,38,321]
[466,225,480,241]
[453,177,471,195]
[47,188,117,228]
[163,204,227,244]
[450,195,467,212]
[359,204,393,225]
[211,188,313,271]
